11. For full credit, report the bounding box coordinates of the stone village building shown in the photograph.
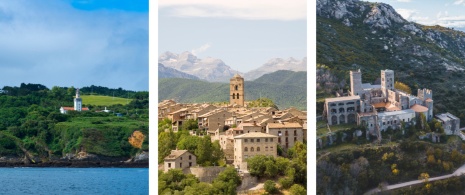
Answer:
[164,149,197,172]
[233,132,278,170]
[266,122,304,149]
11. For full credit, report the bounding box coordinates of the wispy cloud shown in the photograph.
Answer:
[191,43,211,56]
[0,0,148,91]
[158,0,306,21]
[454,0,465,5]
[396,9,418,20]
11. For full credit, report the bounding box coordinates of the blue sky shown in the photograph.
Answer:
[365,0,465,32]
[0,0,148,91]
[158,0,307,73]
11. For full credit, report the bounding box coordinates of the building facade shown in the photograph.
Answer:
[233,132,278,170]
[164,150,197,172]
[266,122,303,149]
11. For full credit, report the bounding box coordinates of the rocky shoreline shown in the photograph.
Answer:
[0,151,149,168]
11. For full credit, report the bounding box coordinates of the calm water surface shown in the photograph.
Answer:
[0,168,148,195]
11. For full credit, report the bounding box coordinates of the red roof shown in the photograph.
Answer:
[61,107,89,111]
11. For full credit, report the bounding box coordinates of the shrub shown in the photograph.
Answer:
[264,180,277,194]
[289,184,306,195]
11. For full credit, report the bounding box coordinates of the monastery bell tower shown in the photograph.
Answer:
[230,73,244,106]
[74,88,82,111]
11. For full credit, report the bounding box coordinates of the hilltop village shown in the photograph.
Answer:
[158,74,307,194]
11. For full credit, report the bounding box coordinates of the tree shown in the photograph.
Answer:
[212,168,241,195]
[394,81,412,94]
[419,172,430,183]
[158,131,177,163]
[180,119,198,131]
[289,184,306,195]
[264,180,277,194]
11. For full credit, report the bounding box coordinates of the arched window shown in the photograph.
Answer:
[257,147,260,152]
[235,85,238,90]
[236,93,240,99]
[244,147,248,152]
[232,94,235,99]
[251,147,254,152]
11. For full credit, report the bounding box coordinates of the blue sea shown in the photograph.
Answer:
[0,168,148,195]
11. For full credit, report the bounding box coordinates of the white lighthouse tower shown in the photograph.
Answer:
[74,88,82,111]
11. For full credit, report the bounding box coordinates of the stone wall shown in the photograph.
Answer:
[236,172,258,191]
[183,166,226,183]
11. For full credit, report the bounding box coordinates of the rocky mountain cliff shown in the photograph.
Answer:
[158,51,239,82]
[159,51,307,82]
[244,57,307,81]
[317,0,465,118]
[158,63,199,80]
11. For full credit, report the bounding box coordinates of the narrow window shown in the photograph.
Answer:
[244,147,248,152]
[251,147,254,152]
[180,163,182,167]
[257,147,260,152]
[168,163,171,168]
[189,162,192,167]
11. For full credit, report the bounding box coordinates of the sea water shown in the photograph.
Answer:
[0,168,148,194]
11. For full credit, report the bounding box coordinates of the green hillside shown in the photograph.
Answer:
[158,71,307,110]
[81,95,131,106]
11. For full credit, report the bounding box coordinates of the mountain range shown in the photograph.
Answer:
[317,0,465,119]
[158,70,307,110]
[158,63,199,80]
[158,51,306,82]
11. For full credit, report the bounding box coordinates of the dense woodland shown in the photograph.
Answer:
[0,83,148,161]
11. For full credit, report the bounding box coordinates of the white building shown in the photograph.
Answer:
[60,88,89,114]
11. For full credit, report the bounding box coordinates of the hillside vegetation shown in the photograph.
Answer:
[81,95,131,106]
[158,70,306,110]
[0,83,148,162]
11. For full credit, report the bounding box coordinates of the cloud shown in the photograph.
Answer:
[454,0,465,5]
[158,0,306,21]
[0,0,148,91]
[191,43,211,56]
[437,15,465,28]
[396,9,418,20]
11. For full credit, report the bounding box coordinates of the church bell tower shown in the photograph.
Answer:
[230,74,244,106]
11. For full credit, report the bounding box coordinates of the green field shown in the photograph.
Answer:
[81,95,131,106]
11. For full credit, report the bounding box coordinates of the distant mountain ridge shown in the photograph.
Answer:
[158,51,306,82]
[317,0,465,119]
[244,57,307,81]
[158,70,306,110]
[158,63,200,80]
[158,51,239,82]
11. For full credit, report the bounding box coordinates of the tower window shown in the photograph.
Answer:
[235,85,238,90]
[232,94,235,99]
[236,93,240,99]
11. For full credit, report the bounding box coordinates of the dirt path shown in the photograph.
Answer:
[364,163,465,194]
